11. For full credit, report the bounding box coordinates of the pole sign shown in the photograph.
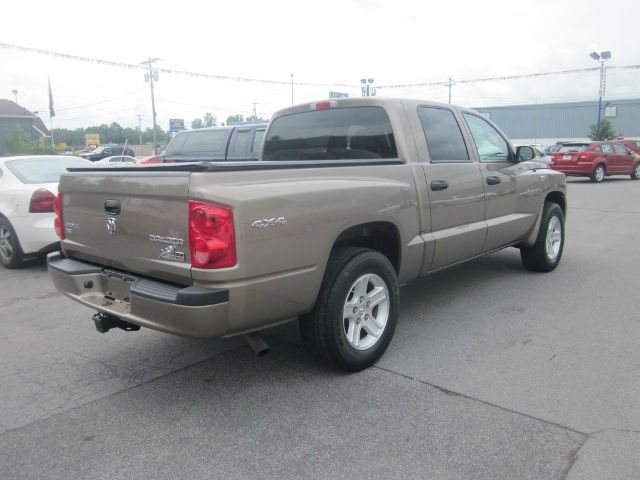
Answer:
[169,119,186,134]
[85,133,100,149]
[329,91,349,99]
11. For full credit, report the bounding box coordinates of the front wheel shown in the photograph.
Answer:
[299,247,399,371]
[520,202,565,272]
[631,163,640,180]
[591,164,606,183]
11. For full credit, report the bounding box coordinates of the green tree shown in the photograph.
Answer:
[191,118,203,129]
[5,125,61,155]
[226,114,244,125]
[588,118,617,140]
[203,112,217,127]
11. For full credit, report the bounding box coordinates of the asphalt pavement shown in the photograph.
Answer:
[1,176,639,479]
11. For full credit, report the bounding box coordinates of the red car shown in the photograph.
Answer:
[550,141,640,183]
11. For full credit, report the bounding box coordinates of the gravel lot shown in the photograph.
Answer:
[1,177,638,479]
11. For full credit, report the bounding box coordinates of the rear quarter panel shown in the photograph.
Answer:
[189,164,422,333]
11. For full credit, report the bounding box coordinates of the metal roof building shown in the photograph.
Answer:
[473,98,640,143]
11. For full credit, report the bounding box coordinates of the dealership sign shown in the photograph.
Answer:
[169,119,186,134]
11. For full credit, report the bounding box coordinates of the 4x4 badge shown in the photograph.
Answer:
[106,217,118,235]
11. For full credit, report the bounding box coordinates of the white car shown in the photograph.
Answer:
[95,155,137,164]
[0,155,92,268]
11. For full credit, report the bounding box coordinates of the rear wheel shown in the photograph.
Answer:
[299,247,399,371]
[521,202,564,272]
[631,163,640,180]
[0,218,24,269]
[591,164,605,183]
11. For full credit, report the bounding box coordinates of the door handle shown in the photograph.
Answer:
[486,176,501,185]
[430,180,449,191]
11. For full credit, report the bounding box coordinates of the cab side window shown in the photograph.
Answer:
[463,113,510,162]
[417,107,469,163]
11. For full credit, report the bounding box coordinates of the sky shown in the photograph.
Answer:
[2,0,640,131]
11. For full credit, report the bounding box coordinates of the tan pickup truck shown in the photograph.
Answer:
[48,98,567,371]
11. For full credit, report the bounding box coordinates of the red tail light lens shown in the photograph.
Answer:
[29,189,56,213]
[188,201,236,269]
[53,193,65,240]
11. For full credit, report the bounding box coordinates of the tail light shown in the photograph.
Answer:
[578,152,591,160]
[29,189,56,213]
[188,201,236,269]
[140,155,163,164]
[53,193,65,240]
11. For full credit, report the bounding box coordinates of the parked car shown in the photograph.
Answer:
[95,155,137,164]
[550,141,640,182]
[543,144,562,155]
[48,97,567,371]
[0,155,92,268]
[140,124,267,164]
[80,145,135,161]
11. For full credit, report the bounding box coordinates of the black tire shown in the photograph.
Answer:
[590,164,606,183]
[520,202,564,272]
[299,247,399,371]
[630,163,640,180]
[0,217,25,269]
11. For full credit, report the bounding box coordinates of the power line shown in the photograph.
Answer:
[0,41,358,88]
[56,88,145,111]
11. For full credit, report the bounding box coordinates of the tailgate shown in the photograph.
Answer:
[59,170,192,285]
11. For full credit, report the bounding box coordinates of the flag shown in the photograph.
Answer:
[48,77,55,118]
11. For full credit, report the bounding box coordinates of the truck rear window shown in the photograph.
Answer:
[263,106,397,161]
[165,129,230,156]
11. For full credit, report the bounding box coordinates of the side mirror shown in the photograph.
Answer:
[516,145,535,162]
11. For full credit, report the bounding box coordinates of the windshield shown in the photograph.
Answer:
[91,147,105,154]
[6,157,92,184]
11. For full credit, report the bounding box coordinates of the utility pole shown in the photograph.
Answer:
[446,77,455,104]
[290,74,294,106]
[252,102,257,120]
[141,58,159,154]
[136,114,143,145]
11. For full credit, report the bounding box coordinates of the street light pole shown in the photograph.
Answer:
[12,89,18,104]
[589,50,611,141]
[141,58,160,154]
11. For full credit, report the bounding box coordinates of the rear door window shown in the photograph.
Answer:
[602,144,613,153]
[263,106,397,161]
[418,107,469,163]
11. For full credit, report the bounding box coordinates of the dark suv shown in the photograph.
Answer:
[140,124,267,163]
[80,145,135,161]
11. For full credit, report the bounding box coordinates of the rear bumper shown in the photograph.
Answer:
[47,252,230,337]
[550,164,594,176]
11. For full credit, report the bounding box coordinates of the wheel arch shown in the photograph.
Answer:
[331,221,401,274]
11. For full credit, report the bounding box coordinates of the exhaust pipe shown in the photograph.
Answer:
[244,332,270,357]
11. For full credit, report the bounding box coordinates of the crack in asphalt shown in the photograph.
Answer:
[372,364,589,437]
[560,436,590,480]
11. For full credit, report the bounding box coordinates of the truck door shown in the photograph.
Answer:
[415,106,486,270]
[461,113,528,252]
